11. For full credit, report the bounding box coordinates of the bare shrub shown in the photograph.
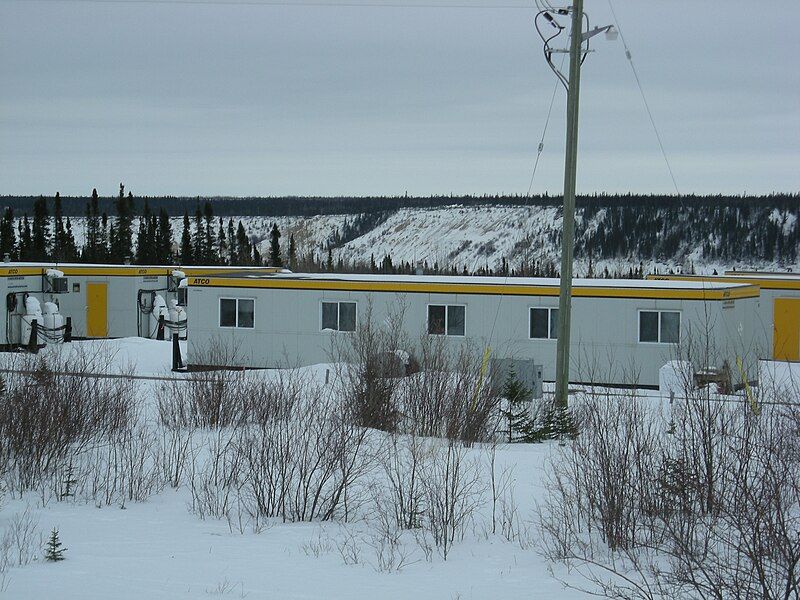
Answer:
[540,385,800,600]
[420,441,485,560]
[0,346,135,495]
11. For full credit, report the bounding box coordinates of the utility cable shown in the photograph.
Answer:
[2,0,537,9]
[526,52,564,196]
[606,0,680,196]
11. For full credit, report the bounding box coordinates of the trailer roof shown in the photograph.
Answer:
[648,273,800,291]
[189,271,759,301]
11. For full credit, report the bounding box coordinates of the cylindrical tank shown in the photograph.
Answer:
[148,294,170,338]
[21,296,43,345]
[168,299,187,340]
[42,302,65,343]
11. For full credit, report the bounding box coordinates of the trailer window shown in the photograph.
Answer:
[427,305,465,337]
[639,310,680,343]
[220,298,254,328]
[530,307,558,340]
[321,301,357,332]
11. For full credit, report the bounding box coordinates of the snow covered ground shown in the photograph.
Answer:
[0,339,574,600]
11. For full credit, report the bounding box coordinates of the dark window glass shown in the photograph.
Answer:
[549,308,559,340]
[447,305,465,336]
[321,302,338,330]
[238,299,254,328]
[530,308,549,339]
[639,311,659,342]
[428,305,446,335]
[339,302,357,332]
[660,311,680,344]
[177,287,188,307]
[220,298,237,327]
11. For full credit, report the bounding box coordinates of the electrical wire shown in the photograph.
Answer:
[2,0,538,9]
[526,52,564,196]
[606,0,680,196]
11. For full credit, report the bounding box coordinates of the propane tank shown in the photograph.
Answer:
[168,298,187,340]
[21,296,43,345]
[148,294,170,339]
[42,302,65,344]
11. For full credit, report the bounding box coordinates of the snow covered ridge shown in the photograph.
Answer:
[11,200,799,275]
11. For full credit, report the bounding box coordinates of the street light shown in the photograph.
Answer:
[534,1,616,409]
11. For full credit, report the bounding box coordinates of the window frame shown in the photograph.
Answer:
[319,300,358,333]
[529,306,559,340]
[426,303,467,337]
[637,309,681,344]
[219,297,255,329]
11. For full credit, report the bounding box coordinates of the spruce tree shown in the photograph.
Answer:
[288,233,297,271]
[19,215,33,261]
[44,528,66,561]
[136,199,152,264]
[85,188,101,262]
[226,219,236,264]
[203,202,216,265]
[100,212,110,263]
[31,195,51,261]
[217,217,228,265]
[63,217,78,261]
[53,192,65,261]
[0,208,16,260]
[192,205,206,265]
[179,210,193,265]
[269,223,282,267]
[110,184,135,263]
[235,221,250,266]
[157,208,173,263]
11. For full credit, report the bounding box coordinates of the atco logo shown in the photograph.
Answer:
[6,268,19,275]
[138,268,149,275]
[193,278,211,285]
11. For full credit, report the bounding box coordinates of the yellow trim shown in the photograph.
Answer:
[649,274,800,291]
[0,265,285,278]
[189,276,759,301]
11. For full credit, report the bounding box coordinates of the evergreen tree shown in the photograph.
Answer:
[110,184,135,263]
[180,210,193,265]
[326,248,334,272]
[235,221,251,266]
[18,215,33,261]
[193,205,206,265]
[269,223,282,267]
[135,199,152,264]
[203,202,216,264]
[226,219,236,264]
[501,369,536,443]
[31,195,51,261]
[288,233,297,271]
[253,242,262,265]
[44,528,66,562]
[99,211,110,263]
[217,217,228,265]
[0,208,16,260]
[84,188,101,262]
[63,217,78,261]
[53,192,65,261]
[157,208,173,263]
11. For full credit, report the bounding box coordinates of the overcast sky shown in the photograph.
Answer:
[0,0,798,197]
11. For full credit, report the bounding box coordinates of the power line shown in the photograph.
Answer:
[526,53,564,196]
[607,0,680,195]
[1,0,536,9]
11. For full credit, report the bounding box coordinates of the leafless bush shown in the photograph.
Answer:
[400,336,502,443]
[331,300,409,433]
[0,507,41,580]
[0,346,135,495]
[420,441,485,560]
[377,434,427,531]
[540,384,800,600]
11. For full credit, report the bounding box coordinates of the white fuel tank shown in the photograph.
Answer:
[148,294,170,339]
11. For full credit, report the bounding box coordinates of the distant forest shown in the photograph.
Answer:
[2,192,798,218]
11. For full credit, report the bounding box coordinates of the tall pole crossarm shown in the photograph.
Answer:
[553,0,583,409]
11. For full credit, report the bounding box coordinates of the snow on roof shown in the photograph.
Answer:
[224,271,753,290]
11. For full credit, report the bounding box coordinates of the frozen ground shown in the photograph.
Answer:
[0,339,575,600]
[2,339,797,599]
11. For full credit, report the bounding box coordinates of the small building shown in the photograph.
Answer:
[648,271,800,361]
[186,272,762,387]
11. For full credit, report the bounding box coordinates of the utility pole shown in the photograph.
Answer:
[535,1,615,408]
[553,0,583,409]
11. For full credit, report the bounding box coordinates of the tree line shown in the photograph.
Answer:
[1,192,797,218]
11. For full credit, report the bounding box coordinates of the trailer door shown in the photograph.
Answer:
[773,298,800,361]
[87,282,108,338]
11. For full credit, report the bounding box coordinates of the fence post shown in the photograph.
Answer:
[172,332,185,371]
[64,317,72,343]
[27,319,39,353]
[157,315,165,341]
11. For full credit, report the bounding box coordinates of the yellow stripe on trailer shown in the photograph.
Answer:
[189,276,760,301]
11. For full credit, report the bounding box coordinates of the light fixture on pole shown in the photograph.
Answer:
[534,2,616,409]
